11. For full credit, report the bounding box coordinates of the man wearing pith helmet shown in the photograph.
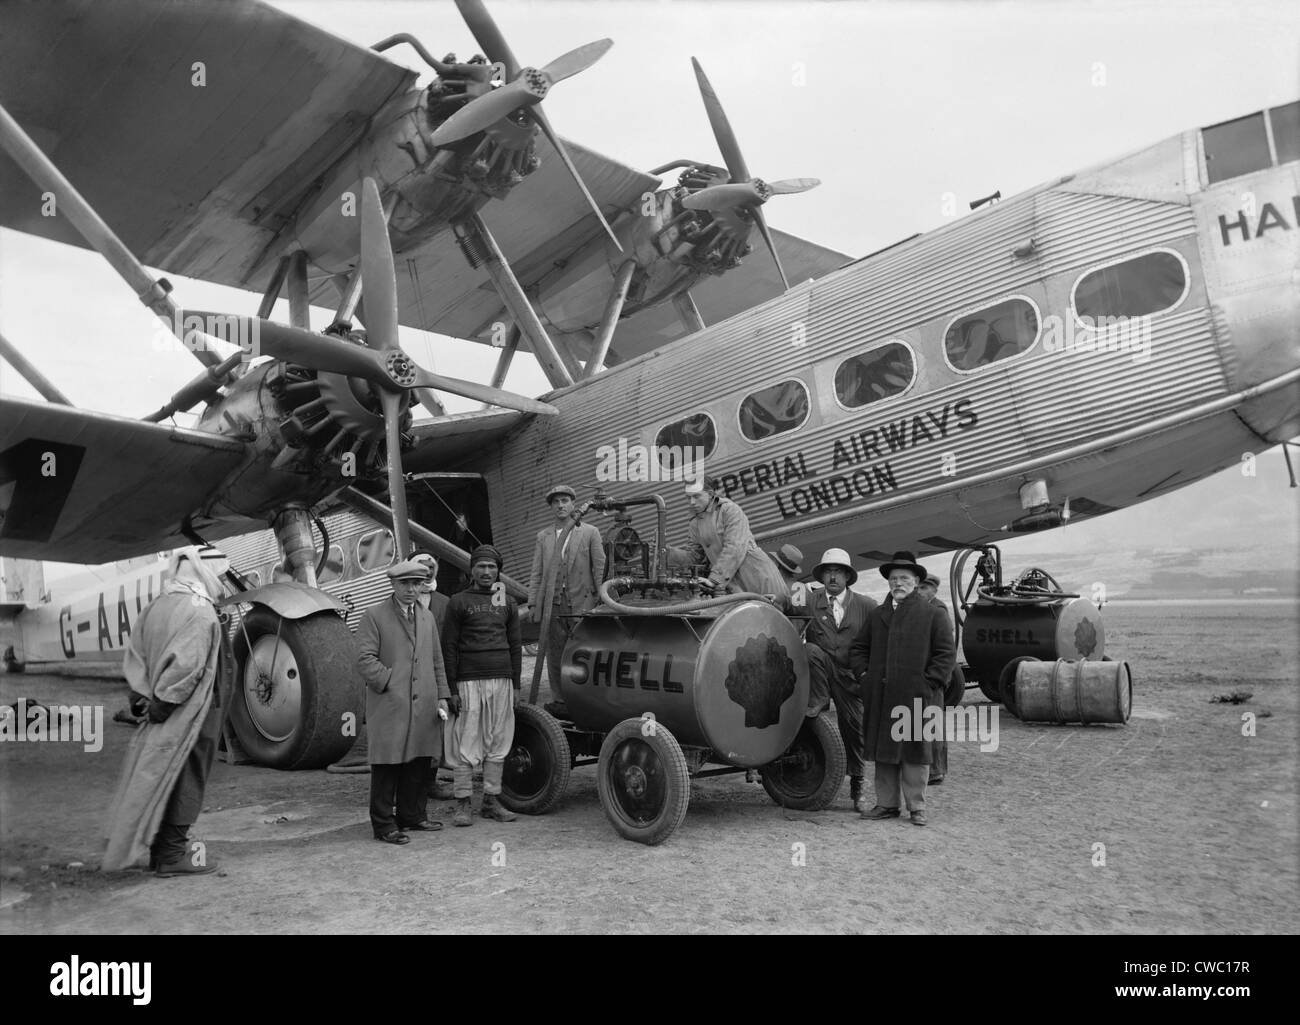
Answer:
[667,475,786,596]
[803,548,877,812]
[849,550,955,826]
[527,483,605,718]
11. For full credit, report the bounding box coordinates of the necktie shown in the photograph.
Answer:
[833,597,843,627]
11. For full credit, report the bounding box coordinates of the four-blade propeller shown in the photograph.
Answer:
[685,57,820,290]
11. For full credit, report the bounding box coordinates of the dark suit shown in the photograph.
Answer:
[804,587,877,779]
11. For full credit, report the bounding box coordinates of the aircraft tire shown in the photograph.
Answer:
[499,704,571,815]
[3,646,25,673]
[760,711,847,811]
[230,609,360,769]
[597,717,690,846]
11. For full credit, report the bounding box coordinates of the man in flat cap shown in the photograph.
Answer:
[104,544,234,875]
[803,548,877,811]
[850,551,955,826]
[443,545,523,826]
[357,559,450,844]
[768,544,805,611]
[667,476,786,596]
[527,484,604,717]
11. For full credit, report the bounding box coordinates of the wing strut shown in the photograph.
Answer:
[583,260,637,379]
[0,330,73,405]
[672,292,707,335]
[461,213,574,390]
[0,101,226,373]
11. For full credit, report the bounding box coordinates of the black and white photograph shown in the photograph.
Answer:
[0,0,1296,955]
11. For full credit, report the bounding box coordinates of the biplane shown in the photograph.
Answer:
[1,0,1296,772]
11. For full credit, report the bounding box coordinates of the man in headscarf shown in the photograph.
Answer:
[667,476,786,596]
[409,549,449,632]
[103,544,234,875]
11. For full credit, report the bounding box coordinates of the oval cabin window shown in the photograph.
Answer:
[357,530,395,572]
[738,380,810,441]
[835,343,915,408]
[944,299,1039,371]
[1073,251,1187,320]
[655,412,717,472]
[318,545,346,583]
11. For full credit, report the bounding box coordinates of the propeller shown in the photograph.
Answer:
[687,57,821,290]
[449,0,622,251]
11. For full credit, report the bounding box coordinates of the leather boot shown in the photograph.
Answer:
[452,798,473,827]
[480,794,516,822]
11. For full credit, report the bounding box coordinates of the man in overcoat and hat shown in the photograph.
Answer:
[850,551,955,826]
[667,476,786,596]
[804,548,877,812]
[357,559,450,844]
[918,572,966,785]
[527,484,605,716]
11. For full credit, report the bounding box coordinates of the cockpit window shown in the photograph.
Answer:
[835,343,915,408]
[738,380,810,441]
[1271,101,1299,165]
[1203,112,1272,184]
[944,299,1039,372]
[1073,250,1187,320]
[655,413,717,470]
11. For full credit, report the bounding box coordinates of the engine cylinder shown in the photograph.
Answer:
[561,600,808,767]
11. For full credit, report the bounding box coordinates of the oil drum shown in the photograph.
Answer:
[1009,658,1132,724]
[561,600,809,768]
[963,597,1104,700]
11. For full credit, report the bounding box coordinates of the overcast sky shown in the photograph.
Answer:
[2,0,1297,582]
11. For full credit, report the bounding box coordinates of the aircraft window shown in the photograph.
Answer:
[1203,112,1271,184]
[655,413,717,470]
[1073,251,1187,321]
[1271,101,1300,164]
[944,299,1039,372]
[738,379,810,441]
[835,343,915,409]
[357,530,396,572]
[318,545,346,584]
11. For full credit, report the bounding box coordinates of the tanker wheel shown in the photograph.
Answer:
[760,711,847,811]
[596,717,690,846]
[229,608,361,769]
[500,704,571,815]
[977,672,1002,703]
[998,656,1041,717]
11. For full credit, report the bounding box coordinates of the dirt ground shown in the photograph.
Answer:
[1,602,1296,934]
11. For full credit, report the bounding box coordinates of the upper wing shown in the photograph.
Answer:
[0,0,414,288]
[0,397,249,562]
[601,229,851,364]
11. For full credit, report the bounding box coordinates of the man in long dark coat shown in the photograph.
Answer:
[803,548,877,812]
[357,559,450,844]
[918,572,966,785]
[850,551,955,826]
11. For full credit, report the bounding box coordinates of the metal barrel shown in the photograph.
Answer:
[1009,658,1132,724]
[561,600,809,767]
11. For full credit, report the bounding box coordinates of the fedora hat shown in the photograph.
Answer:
[768,544,804,577]
[879,550,926,581]
[813,548,857,586]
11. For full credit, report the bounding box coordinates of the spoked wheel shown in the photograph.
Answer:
[229,608,360,769]
[500,704,571,815]
[760,711,847,810]
[596,717,690,846]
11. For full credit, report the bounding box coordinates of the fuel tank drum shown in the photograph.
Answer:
[962,597,1105,688]
[561,600,809,768]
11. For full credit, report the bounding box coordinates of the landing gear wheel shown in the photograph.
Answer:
[3,646,24,673]
[230,608,360,769]
[977,672,1002,703]
[760,711,847,810]
[500,704,571,815]
[998,656,1041,717]
[596,717,690,846]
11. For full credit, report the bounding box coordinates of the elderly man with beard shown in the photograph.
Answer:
[850,551,956,826]
[103,545,234,875]
[803,549,877,812]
